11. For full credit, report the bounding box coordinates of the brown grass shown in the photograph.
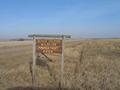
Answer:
[0,39,120,90]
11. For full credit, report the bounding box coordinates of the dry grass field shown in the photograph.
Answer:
[0,39,120,90]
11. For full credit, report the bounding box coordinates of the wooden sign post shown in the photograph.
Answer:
[61,36,64,88]
[28,34,71,88]
[32,36,36,87]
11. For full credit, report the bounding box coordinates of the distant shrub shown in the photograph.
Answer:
[17,38,25,41]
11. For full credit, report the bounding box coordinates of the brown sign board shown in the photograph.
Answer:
[36,39,62,54]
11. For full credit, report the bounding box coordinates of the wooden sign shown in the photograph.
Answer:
[36,39,62,53]
[28,34,71,88]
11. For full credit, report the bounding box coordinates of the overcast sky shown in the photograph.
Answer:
[0,0,120,39]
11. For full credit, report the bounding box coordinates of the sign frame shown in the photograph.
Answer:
[28,34,71,88]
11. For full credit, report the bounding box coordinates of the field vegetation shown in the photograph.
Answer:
[0,39,120,90]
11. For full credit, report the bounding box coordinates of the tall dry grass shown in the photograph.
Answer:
[0,39,120,90]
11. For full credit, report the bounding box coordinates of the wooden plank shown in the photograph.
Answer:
[28,34,71,38]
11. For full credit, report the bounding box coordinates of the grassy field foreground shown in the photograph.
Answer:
[0,39,120,90]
